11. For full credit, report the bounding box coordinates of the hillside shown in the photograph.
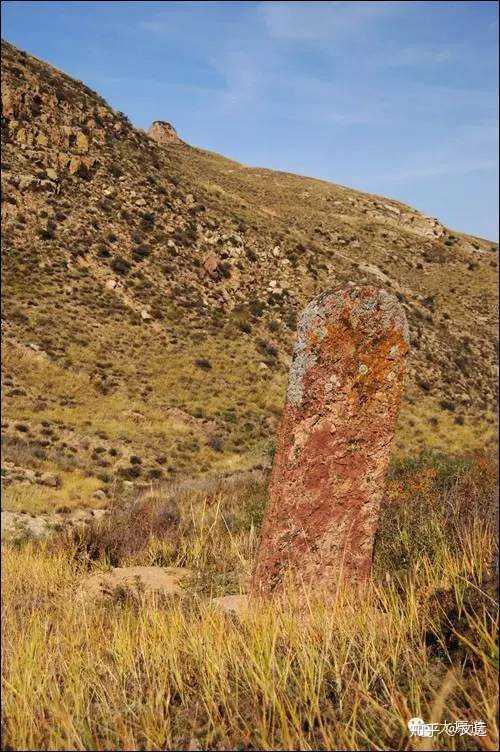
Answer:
[1,39,498,513]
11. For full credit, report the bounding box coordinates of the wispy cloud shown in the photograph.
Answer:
[140,2,228,35]
[379,45,455,66]
[259,1,414,41]
[140,18,167,33]
[208,49,268,108]
[375,159,497,183]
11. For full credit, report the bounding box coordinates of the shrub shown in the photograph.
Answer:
[249,300,265,318]
[132,246,150,261]
[440,400,456,412]
[257,339,278,358]
[267,320,279,333]
[207,435,223,452]
[110,256,131,275]
[375,451,497,576]
[195,358,212,371]
[38,222,56,240]
[117,111,132,126]
[218,262,231,279]
[117,465,141,480]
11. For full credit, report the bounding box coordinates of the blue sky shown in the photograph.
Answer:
[2,1,498,239]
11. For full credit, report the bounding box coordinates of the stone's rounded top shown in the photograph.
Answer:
[286,285,409,408]
[300,285,409,344]
[147,120,181,145]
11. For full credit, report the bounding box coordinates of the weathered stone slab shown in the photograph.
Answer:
[251,285,409,596]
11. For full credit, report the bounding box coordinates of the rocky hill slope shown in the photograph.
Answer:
[1,39,497,511]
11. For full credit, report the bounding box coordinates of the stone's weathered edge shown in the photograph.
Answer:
[375,288,410,344]
[286,290,333,407]
[286,284,409,408]
[286,348,317,407]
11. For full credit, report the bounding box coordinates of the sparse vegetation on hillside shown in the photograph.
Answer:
[1,39,498,515]
[2,453,498,750]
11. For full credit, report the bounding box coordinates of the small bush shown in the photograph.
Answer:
[132,246,150,261]
[218,261,232,279]
[440,399,456,412]
[117,465,141,480]
[195,358,212,371]
[207,435,223,452]
[110,256,131,275]
[267,320,280,333]
[249,300,265,318]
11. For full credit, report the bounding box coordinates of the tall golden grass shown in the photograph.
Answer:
[2,453,498,751]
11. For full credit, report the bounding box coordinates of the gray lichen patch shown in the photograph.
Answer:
[287,347,317,407]
[377,289,410,343]
[285,294,331,407]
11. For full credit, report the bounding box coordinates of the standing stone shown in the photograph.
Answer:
[251,285,409,597]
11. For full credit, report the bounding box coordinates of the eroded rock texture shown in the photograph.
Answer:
[252,285,409,596]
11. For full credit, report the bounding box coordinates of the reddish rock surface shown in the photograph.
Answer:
[147,120,181,145]
[251,285,409,597]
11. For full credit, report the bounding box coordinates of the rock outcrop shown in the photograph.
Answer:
[147,120,181,145]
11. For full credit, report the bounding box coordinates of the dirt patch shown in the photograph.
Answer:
[78,565,192,603]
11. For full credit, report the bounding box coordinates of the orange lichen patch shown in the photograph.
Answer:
[252,285,409,598]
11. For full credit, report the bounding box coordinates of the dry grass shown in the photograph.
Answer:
[2,453,498,751]
[1,475,104,515]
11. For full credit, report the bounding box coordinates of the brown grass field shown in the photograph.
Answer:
[2,452,498,751]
